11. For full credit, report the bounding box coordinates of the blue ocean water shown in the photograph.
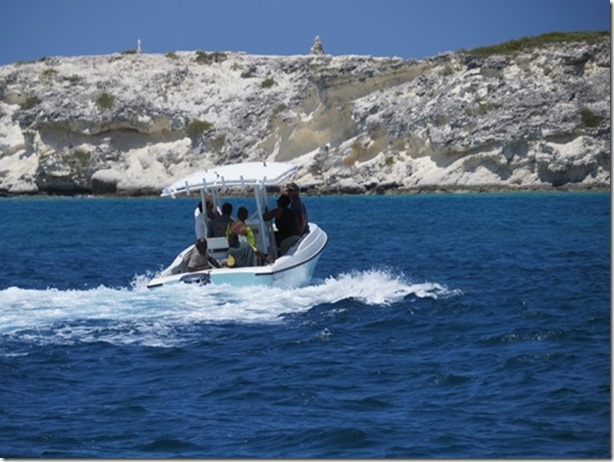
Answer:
[0,192,610,458]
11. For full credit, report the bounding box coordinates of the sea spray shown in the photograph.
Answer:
[0,268,459,347]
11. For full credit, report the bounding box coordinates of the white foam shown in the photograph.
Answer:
[0,269,460,347]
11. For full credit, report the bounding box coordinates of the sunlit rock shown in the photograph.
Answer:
[0,36,609,195]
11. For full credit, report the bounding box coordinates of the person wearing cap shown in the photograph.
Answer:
[284,182,310,235]
[263,194,302,255]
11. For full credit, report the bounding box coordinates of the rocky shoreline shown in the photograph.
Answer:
[1,182,608,199]
[0,33,610,197]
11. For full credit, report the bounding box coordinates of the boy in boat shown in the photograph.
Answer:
[226,232,273,268]
[229,206,256,247]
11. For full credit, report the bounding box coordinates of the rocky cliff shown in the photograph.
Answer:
[0,33,610,195]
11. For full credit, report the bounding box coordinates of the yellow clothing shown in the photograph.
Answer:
[229,221,256,247]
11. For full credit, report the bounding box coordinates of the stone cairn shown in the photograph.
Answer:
[310,36,325,55]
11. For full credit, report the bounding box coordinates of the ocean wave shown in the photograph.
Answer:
[0,268,460,348]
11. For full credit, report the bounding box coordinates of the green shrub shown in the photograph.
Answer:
[240,67,255,78]
[440,65,454,76]
[195,51,227,64]
[64,75,81,85]
[261,78,276,88]
[96,92,115,110]
[166,51,179,59]
[580,107,600,127]
[464,101,503,117]
[273,103,287,115]
[73,149,91,163]
[42,68,58,79]
[476,102,502,115]
[465,31,609,57]
[21,95,41,110]
[186,119,213,141]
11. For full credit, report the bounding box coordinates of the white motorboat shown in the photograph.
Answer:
[147,161,328,289]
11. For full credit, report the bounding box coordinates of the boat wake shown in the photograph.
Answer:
[0,268,460,348]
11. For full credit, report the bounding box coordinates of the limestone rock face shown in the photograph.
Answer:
[0,38,609,195]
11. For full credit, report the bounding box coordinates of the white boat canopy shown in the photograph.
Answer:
[162,161,299,197]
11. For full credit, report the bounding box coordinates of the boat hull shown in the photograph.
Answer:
[147,224,327,289]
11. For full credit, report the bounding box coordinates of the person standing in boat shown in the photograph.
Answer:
[205,198,220,237]
[262,194,301,255]
[194,197,219,238]
[194,201,206,239]
[210,202,234,237]
[285,182,310,234]
[187,238,221,272]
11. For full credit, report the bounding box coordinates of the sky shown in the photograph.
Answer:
[0,0,610,65]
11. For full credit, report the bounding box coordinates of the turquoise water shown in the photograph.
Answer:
[0,192,610,457]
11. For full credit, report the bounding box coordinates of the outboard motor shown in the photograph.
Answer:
[179,273,211,285]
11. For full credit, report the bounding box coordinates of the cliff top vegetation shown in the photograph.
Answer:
[464,30,610,57]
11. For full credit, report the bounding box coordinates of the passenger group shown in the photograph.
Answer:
[188,182,308,272]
